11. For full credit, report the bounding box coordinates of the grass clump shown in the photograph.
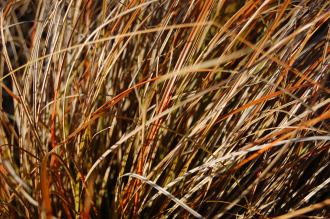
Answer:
[0,0,329,218]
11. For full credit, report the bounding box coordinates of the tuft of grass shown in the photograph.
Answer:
[0,0,329,218]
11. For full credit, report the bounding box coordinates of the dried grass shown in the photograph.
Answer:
[0,0,329,218]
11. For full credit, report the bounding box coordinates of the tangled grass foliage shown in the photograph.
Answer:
[0,0,329,218]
